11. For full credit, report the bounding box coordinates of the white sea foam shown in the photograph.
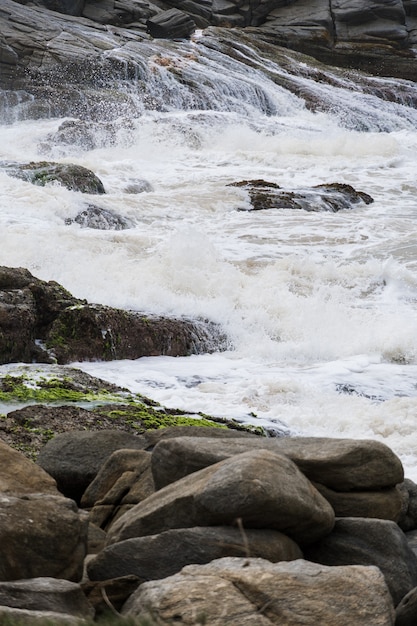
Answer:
[2,31,417,476]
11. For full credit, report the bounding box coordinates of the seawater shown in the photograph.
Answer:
[2,30,417,477]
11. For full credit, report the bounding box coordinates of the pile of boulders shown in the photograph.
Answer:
[1,424,417,624]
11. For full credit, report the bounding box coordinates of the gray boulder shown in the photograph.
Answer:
[37,430,148,503]
[150,435,404,492]
[107,449,335,546]
[0,493,88,582]
[87,526,303,582]
[65,204,133,230]
[0,578,94,618]
[146,8,196,38]
[122,557,395,625]
[395,586,417,626]
[4,161,106,194]
[313,482,403,522]
[304,517,417,605]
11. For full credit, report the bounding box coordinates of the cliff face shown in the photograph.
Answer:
[1,0,416,104]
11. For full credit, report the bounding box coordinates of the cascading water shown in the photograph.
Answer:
[2,28,417,475]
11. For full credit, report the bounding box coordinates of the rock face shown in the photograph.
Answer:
[122,557,396,625]
[0,266,227,364]
[106,449,335,546]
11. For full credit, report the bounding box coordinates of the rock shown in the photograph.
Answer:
[65,204,133,230]
[313,482,403,521]
[150,435,404,492]
[399,478,417,531]
[304,517,417,605]
[106,449,335,547]
[395,586,417,626]
[0,606,85,624]
[82,575,142,616]
[123,179,153,193]
[406,528,417,557]
[31,0,86,17]
[146,8,196,39]
[87,526,303,582]
[0,267,228,364]
[143,424,258,449]
[122,557,395,625]
[0,493,88,582]
[81,448,154,530]
[87,523,107,554]
[0,439,58,496]
[0,578,94,619]
[229,180,374,212]
[37,430,148,503]
[45,304,228,363]
[4,161,106,194]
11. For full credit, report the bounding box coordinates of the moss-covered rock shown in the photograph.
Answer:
[4,161,106,194]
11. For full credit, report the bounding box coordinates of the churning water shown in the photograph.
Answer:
[2,29,417,476]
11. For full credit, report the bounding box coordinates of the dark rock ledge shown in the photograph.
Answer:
[0,266,228,364]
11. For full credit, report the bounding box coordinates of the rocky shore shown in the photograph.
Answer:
[0,395,417,624]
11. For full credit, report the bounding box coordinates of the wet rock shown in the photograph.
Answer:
[4,161,106,194]
[87,526,302,582]
[65,204,133,230]
[0,578,94,619]
[122,557,395,625]
[37,430,148,503]
[150,435,404,492]
[0,493,88,582]
[230,180,374,212]
[0,267,228,364]
[304,517,417,605]
[106,449,335,547]
[146,8,196,39]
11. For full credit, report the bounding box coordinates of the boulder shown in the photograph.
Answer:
[37,430,148,503]
[0,267,228,364]
[150,435,404,492]
[87,526,303,582]
[399,478,417,531]
[107,449,335,547]
[0,493,88,582]
[395,586,417,626]
[313,482,403,521]
[122,557,395,625]
[304,517,417,605]
[0,606,85,624]
[0,578,94,618]
[65,204,133,230]
[4,161,106,194]
[0,439,58,496]
[229,180,374,212]
[80,448,154,530]
[146,8,196,39]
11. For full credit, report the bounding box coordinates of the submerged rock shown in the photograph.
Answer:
[3,161,106,194]
[230,180,374,212]
[65,204,133,230]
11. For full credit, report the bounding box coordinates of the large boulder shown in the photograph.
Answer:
[0,439,58,496]
[37,430,148,503]
[107,449,335,547]
[0,493,88,582]
[313,482,403,522]
[122,557,395,625]
[150,435,404,492]
[4,161,106,194]
[87,526,302,582]
[304,517,417,605]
